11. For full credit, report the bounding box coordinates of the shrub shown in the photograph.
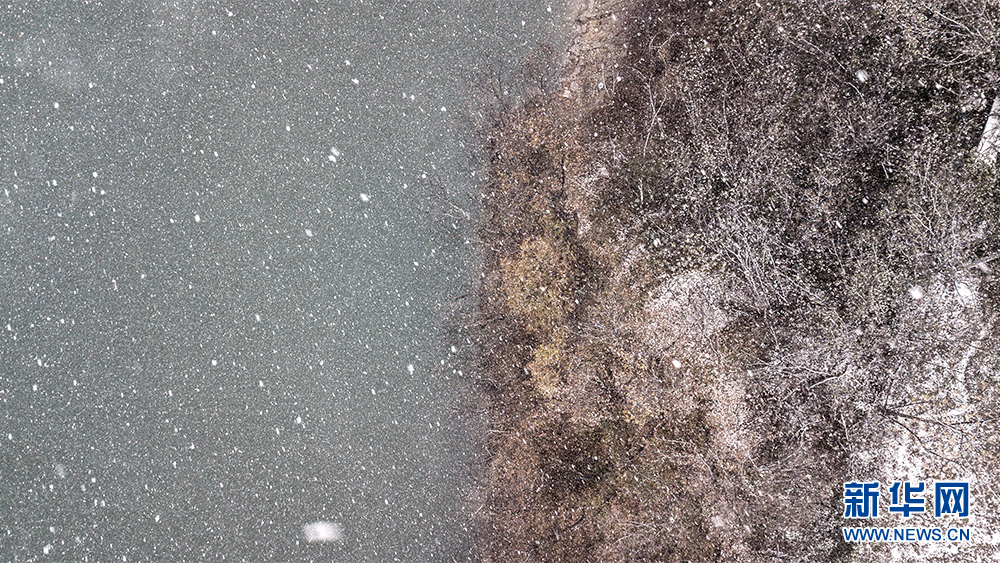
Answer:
[526,338,566,399]
[474,0,1000,561]
[501,237,577,336]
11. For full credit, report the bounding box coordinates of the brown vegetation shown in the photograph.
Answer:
[472,1,1000,561]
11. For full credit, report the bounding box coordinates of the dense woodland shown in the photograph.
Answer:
[471,1,1000,561]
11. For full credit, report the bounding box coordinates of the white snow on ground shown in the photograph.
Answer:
[641,269,732,363]
[852,276,1000,562]
[977,96,1000,165]
[956,282,973,299]
[635,268,758,463]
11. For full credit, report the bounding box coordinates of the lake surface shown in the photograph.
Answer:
[0,2,565,561]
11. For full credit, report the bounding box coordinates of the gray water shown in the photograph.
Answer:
[0,2,565,561]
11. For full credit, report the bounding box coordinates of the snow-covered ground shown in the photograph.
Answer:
[851,277,1000,562]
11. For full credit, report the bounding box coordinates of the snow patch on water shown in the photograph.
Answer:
[302,521,343,542]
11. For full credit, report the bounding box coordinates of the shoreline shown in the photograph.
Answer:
[471,1,1000,561]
